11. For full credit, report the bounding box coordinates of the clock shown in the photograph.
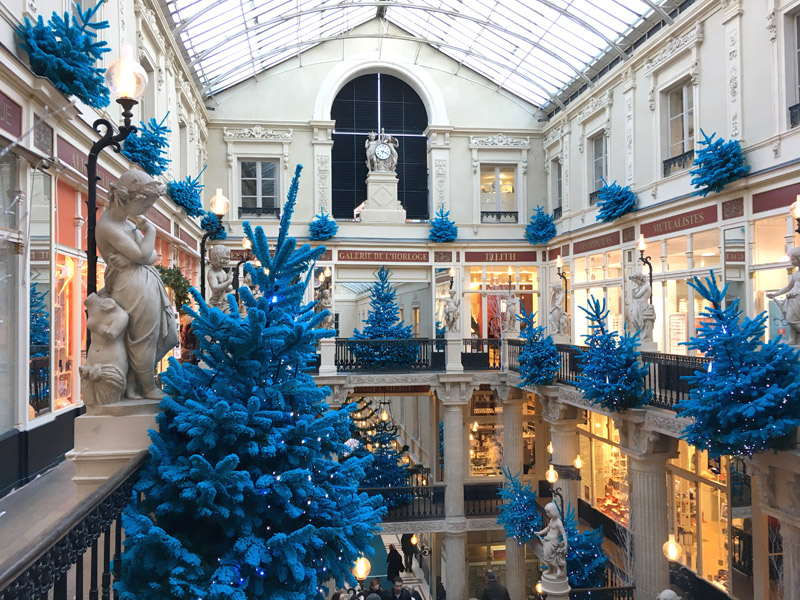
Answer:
[375,143,391,160]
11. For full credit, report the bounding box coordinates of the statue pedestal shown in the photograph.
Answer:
[360,172,405,223]
[445,337,464,373]
[540,573,571,599]
[551,334,570,345]
[639,341,658,353]
[66,399,160,498]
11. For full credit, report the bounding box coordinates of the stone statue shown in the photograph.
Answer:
[444,290,461,332]
[318,288,335,330]
[365,131,379,172]
[628,273,656,342]
[96,169,179,401]
[549,282,566,335]
[365,129,399,173]
[656,591,681,600]
[534,502,568,579]
[381,128,399,173]
[504,294,519,332]
[767,247,800,345]
[207,245,234,313]
[80,293,129,407]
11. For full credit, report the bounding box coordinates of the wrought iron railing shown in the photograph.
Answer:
[589,190,601,206]
[553,206,563,220]
[464,482,503,517]
[791,102,800,128]
[29,352,50,416]
[640,351,709,410]
[662,149,695,177]
[508,338,522,372]
[461,338,501,370]
[0,451,147,600]
[359,485,445,521]
[555,344,586,384]
[334,338,442,372]
[238,206,280,218]
[732,526,753,576]
[480,211,518,223]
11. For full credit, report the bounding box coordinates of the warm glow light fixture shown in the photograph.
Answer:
[242,237,252,250]
[545,464,559,484]
[637,234,647,252]
[410,534,418,546]
[209,188,230,216]
[535,582,543,594]
[472,421,479,432]
[574,455,583,469]
[380,409,389,421]
[352,556,371,581]
[324,266,331,277]
[555,255,563,270]
[663,534,681,561]
[547,441,553,454]
[105,44,147,101]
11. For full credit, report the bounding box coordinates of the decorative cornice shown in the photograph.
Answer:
[380,520,447,534]
[576,91,613,124]
[223,126,293,141]
[643,22,704,77]
[643,411,691,439]
[543,122,565,148]
[469,132,530,148]
[467,517,504,531]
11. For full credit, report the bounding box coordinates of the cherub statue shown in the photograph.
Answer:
[207,245,234,313]
[444,290,461,332]
[767,247,800,345]
[80,293,129,407]
[504,294,519,332]
[96,169,179,400]
[533,502,568,579]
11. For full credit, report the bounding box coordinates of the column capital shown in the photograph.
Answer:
[615,414,677,463]
[540,394,580,424]
[444,516,468,534]
[434,375,475,405]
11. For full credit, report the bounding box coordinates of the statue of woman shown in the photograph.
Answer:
[318,288,335,330]
[534,502,568,579]
[96,169,179,400]
[207,245,233,313]
[549,282,565,335]
[444,290,461,332]
[768,247,800,345]
[627,273,651,336]
[504,294,519,332]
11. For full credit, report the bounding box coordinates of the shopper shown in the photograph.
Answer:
[481,570,511,600]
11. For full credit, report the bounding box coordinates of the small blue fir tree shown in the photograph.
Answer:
[359,417,410,507]
[30,282,50,348]
[563,503,608,589]
[352,266,416,368]
[595,178,638,223]
[525,206,557,245]
[308,212,338,241]
[690,130,750,197]
[575,296,651,412]
[516,307,560,387]
[122,113,171,177]
[118,165,386,600]
[497,467,542,543]
[15,1,110,108]
[167,166,207,217]
[428,207,458,243]
[676,271,800,457]
[201,212,227,241]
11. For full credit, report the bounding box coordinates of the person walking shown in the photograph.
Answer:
[481,570,511,600]
[383,577,412,600]
[386,544,405,582]
[400,533,416,572]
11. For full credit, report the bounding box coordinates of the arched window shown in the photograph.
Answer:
[331,73,429,220]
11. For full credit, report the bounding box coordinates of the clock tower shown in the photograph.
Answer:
[360,130,406,223]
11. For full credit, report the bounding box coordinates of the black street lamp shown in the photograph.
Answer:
[637,234,654,304]
[87,45,148,296]
[232,237,253,303]
[199,188,230,299]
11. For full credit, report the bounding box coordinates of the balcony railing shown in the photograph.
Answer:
[461,338,500,370]
[791,102,800,129]
[0,451,147,600]
[335,338,443,372]
[732,526,753,576]
[359,485,445,521]
[589,190,601,206]
[238,206,280,218]
[508,338,523,372]
[29,351,50,416]
[555,344,710,412]
[553,206,563,220]
[662,149,695,177]
[480,211,518,223]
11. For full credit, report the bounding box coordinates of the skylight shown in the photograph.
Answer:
[161,0,678,108]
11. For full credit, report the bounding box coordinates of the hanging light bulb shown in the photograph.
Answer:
[318,272,325,282]
[381,409,389,421]
[574,455,582,469]
[352,556,371,581]
[535,582,543,594]
[547,441,554,454]
[410,534,418,546]
[662,534,681,561]
[545,464,559,484]
[324,266,331,277]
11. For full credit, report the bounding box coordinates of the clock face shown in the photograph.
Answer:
[375,143,391,160]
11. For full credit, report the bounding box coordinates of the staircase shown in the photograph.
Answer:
[381,534,431,600]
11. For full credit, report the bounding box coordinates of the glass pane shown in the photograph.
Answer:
[666,236,689,271]
[693,230,720,270]
[574,257,587,284]
[0,239,18,433]
[29,171,52,419]
[54,253,79,411]
[588,254,603,281]
[669,89,683,118]
[669,114,685,153]
[608,286,623,333]
[753,216,787,265]
[262,179,275,200]
[673,474,698,571]
[701,485,729,591]
[0,152,18,229]
[606,250,622,279]
[241,179,257,197]
[261,160,277,180]
[241,161,257,178]
[666,279,690,355]
[755,269,793,342]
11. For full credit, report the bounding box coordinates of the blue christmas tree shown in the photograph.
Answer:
[595,178,638,223]
[308,212,338,241]
[15,1,110,108]
[562,503,608,589]
[359,409,410,507]
[497,470,607,589]
[525,206,557,245]
[118,165,386,600]
[690,130,750,197]
[29,282,50,348]
[428,207,458,243]
[676,271,800,457]
[352,266,417,368]
[201,211,227,241]
[167,166,207,217]
[516,307,560,387]
[122,113,171,177]
[574,296,650,412]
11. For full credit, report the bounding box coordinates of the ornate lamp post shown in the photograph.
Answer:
[637,234,654,303]
[87,44,148,295]
[199,188,230,299]
[232,237,253,303]
[555,255,568,294]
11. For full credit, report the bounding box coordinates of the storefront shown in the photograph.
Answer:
[466,532,539,599]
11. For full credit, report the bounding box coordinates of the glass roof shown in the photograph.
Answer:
[161,0,679,108]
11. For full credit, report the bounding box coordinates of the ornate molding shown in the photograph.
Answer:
[643,411,690,438]
[380,520,447,534]
[643,23,704,77]
[469,132,530,148]
[543,122,564,148]
[766,10,777,42]
[434,159,448,210]
[223,126,293,141]
[346,373,438,386]
[624,93,634,185]
[316,155,330,213]
[467,517,504,531]
[576,91,613,124]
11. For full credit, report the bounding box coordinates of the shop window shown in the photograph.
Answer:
[588,253,603,281]
[666,279,690,355]
[577,415,628,527]
[468,389,503,477]
[693,230,720,269]
[412,306,420,337]
[0,240,18,434]
[666,236,688,271]
[480,165,517,222]
[239,160,279,218]
[753,215,788,265]
[606,250,622,279]
[663,83,695,176]
[755,269,790,342]
[590,134,607,195]
[53,254,81,411]
[573,257,587,284]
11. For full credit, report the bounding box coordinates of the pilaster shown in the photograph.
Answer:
[501,386,526,599]
[310,120,334,215]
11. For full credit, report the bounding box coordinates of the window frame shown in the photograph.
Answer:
[590,134,607,192]
[479,163,517,215]
[238,159,280,218]
[666,82,695,159]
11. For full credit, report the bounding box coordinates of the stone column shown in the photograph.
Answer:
[442,402,465,518]
[501,385,527,599]
[616,415,677,600]
[748,463,771,600]
[782,521,800,600]
[539,387,580,512]
[443,531,467,600]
